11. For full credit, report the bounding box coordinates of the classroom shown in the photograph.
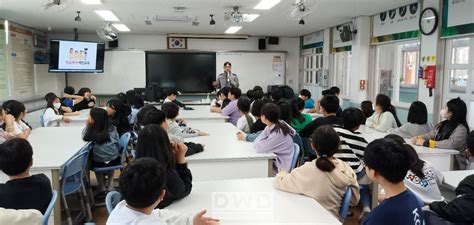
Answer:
[0,0,474,225]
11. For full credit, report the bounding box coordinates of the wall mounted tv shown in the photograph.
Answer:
[49,40,105,73]
[146,52,216,93]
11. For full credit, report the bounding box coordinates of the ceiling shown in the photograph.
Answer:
[0,0,417,37]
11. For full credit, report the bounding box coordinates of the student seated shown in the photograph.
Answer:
[0,138,53,214]
[161,102,208,138]
[136,124,192,208]
[277,101,292,124]
[365,94,401,132]
[330,86,343,107]
[412,97,469,170]
[332,108,371,220]
[362,138,425,225]
[73,87,96,111]
[289,98,313,133]
[126,90,145,125]
[163,89,185,108]
[61,86,84,110]
[2,100,31,139]
[251,89,264,102]
[270,88,284,104]
[106,99,132,136]
[388,101,432,138]
[236,98,255,133]
[299,89,315,109]
[254,103,295,175]
[116,92,127,104]
[236,99,267,142]
[300,95,342,138]
[106,158,219,225]
[0,208,43,225]
[137,106,203,156]
[83,108,121,194]
[428,175,474,225]
[210,90,224,108]
[274,125,359,217]
[43,92,78,127]
[360,101,374,124]
[384,134,444,204]
[0,106,18,143]
[220,87,242,126]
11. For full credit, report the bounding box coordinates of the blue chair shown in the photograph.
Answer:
[92,132,131,173]
[60,147,92,225]
[339,186,352,221]
[39,115,45,127]
[291,143,300,170]
[42,190,57,225]
[292,133,305,164]
[106,191,122,214]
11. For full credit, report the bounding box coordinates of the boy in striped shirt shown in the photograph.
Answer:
[333,107,371,221]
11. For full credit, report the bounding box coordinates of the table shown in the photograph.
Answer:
[442,170,474,190]
[185,123,276,181]
[166,178,342,225]
[0,127,88,225]
[175,105,229,123]
[59,109,90,127]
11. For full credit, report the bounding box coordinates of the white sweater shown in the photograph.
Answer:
[43,108,63,127]
[365,111,398,132]
[387,122,433,138]
[107,201,192,225]
[404,161,444,204]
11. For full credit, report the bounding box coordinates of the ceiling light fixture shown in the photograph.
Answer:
[254,0,281,10]
[4,20,9,45]
[225,26,242,34]
[112,23,130,32]
[209,14,216,25]
[74,11,82,22]
[94,10,120,21]
[299,18,305,25]
[244,14,260,22]
[81,0,102,4]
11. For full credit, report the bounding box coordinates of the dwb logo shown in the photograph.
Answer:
[212,192,274,222]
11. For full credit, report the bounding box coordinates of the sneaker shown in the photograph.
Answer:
[359,210,370,222]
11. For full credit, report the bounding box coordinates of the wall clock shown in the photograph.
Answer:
[419,7,439,35]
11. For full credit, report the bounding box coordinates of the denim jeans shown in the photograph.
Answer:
[357,170,371,209]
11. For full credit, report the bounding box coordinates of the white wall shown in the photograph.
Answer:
[48,33,300,91]
[348,16,371,104]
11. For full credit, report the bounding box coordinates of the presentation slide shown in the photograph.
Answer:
[58,41,97,70]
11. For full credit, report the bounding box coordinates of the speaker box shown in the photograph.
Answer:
[268,37,279,45]
[109,40,118,48]
[258,38,266,50]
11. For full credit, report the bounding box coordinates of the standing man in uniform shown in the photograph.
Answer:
[213,61,239,89]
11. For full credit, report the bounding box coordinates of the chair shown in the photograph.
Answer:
[42,190,58,225]
[291,143,300,170]
[60,147,92,225]
[92,132,131,173]
[423,209,461,225]
[339,186,352,221]
[39,115,45,127]
[292,133,305,165]
[106,191,122,214]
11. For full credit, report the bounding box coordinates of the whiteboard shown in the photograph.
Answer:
[216,52,286,92]
[68,50,146,95]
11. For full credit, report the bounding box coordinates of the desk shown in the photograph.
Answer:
[176,105,229,123]
[0,127,88,225]
[166,178,342,225]
[60,109,90,127]
[185,123,276,181]
[442,170,474,190]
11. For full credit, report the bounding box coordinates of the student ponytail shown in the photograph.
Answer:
[261,103,291,136]
[311,125,340,172]
[405,144,426,179]
[376,94,402,127]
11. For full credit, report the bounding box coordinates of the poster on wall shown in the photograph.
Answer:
[441,0,474,38]
[0,26,9,100]
[301,30,324,49]
[371,2,420,44]
[8,26,35,98]
[332,22,353,52]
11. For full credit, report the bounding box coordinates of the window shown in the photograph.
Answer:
[443,37,474,127]
[303,51,323,85]
[375,40,420,104]
[333,51,351,96]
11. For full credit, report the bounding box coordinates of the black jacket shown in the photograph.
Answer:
[157,163,193,208]
[429,174,474,224]
[299,115,343,138]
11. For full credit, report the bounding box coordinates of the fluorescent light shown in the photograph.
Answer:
[82,0,102,4]
[244,14,260,22]
[254,0,281,10]
[225,26,242,34]
[94,10,119,21]
[112,23,130,32]
[4,20,8,45]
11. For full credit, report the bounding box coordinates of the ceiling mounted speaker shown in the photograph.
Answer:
[96,22,119,41]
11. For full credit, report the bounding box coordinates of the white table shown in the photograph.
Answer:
[0,127,88,225]
[166,178,342,225]
[442,170,474,190]
[59,109,90,127]
[185,123,276,181]
[175,105,229,123]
